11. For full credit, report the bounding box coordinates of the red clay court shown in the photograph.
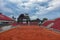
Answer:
[0,25,60,40]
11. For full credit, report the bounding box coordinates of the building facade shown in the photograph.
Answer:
[0,13,14,26]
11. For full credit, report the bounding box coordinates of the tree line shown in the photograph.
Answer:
[17,13,48,25]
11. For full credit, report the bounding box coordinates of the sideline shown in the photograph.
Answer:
[0,25,17,33]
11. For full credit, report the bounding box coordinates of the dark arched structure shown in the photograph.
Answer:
[17,14,30,24]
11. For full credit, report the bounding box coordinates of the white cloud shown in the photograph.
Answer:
[1,8,13,13]
[30,15,38,20]
[8,0,22,3]
[35,0,60,15]
[0,0,60,19]
[29,0,49,3]
[37,0,49,2]
[12,0,60,19]
[47,0,60,10]
[0,0,6,8]
[10,0,49,10]
[29,0,60,19]
[0,0,14,13]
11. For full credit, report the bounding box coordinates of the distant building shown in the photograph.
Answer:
[17,13,41,25]
[17,13,30,24]
[0,13,14,26]
[30,18,41,25]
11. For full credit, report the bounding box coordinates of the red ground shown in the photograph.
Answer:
[0,25,60,40]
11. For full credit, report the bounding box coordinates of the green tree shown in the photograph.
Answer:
[43,18,48,21]
[41,18,48,23]
[25,13,30,24]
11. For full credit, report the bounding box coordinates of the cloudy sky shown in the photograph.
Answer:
[0,0,60,20]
